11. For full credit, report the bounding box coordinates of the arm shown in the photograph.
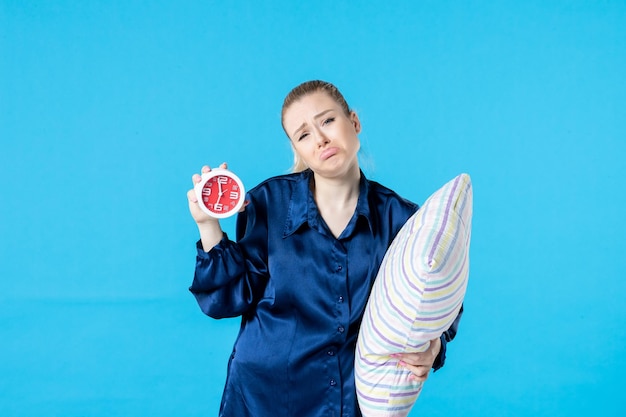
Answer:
[187,165,269,318]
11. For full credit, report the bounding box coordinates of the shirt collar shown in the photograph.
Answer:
[283,169,374,238]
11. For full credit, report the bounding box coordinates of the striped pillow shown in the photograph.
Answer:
[355,173,473,417]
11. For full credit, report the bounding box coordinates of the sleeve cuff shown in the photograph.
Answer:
[195,233,229,257]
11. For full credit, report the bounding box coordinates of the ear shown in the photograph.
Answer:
[350,111,362,134]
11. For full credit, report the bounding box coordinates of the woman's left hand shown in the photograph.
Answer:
[391,337,441,382]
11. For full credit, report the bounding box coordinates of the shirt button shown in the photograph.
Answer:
[336,265,343,272]
[338,296,344,303]
[327,350,335,356]
[330,379,337,386]
[338,326,345,333]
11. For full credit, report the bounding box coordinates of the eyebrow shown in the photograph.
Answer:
[291,109,335,138]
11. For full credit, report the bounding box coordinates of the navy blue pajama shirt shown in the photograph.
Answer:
[190,169,461,417]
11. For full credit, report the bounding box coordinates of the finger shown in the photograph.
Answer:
[391,352,429,366]
[187,188,198,203]
[409,369,430,382]
[398,361,430,382]
[238,200,250,212]
[201,165,211,173]
[219,162,228,170]
[192,173,202,184]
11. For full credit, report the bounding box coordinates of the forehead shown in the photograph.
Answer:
[283,91,342,128]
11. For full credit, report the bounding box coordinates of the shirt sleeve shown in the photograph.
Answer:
[433,304,464,371]
[189,193,269,319]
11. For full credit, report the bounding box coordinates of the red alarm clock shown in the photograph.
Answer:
[195,168,246,219]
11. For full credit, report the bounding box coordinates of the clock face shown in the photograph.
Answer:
[196,169,245,218]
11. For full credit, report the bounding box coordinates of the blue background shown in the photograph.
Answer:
[1,1,625,416]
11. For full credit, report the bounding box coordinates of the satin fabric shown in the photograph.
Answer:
[190,169,460,417]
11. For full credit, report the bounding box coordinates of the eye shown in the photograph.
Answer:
[298,132,309,141]
[322,117,335,125]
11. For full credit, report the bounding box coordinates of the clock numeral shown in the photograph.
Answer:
[229,191,239,200]
[202,188,212,196]
[217,176,228,184]
[214,203,223,211]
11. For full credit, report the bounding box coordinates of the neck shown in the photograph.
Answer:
[311,165,361,238]
[311,165,361,209]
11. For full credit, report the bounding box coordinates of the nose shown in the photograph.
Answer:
[314,128,330,147]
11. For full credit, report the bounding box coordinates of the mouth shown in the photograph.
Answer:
[320,147,339,161]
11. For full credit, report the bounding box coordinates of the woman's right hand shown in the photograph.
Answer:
[187,163,228,225]
[187,163,229,252]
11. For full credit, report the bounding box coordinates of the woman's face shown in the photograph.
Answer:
[283,91,361,179]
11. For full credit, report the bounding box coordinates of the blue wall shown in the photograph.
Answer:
[1,1,625,415]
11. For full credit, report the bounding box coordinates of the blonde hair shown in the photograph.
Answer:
[281,80,352,172]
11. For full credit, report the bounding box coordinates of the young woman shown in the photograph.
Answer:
[186,80,462,417]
